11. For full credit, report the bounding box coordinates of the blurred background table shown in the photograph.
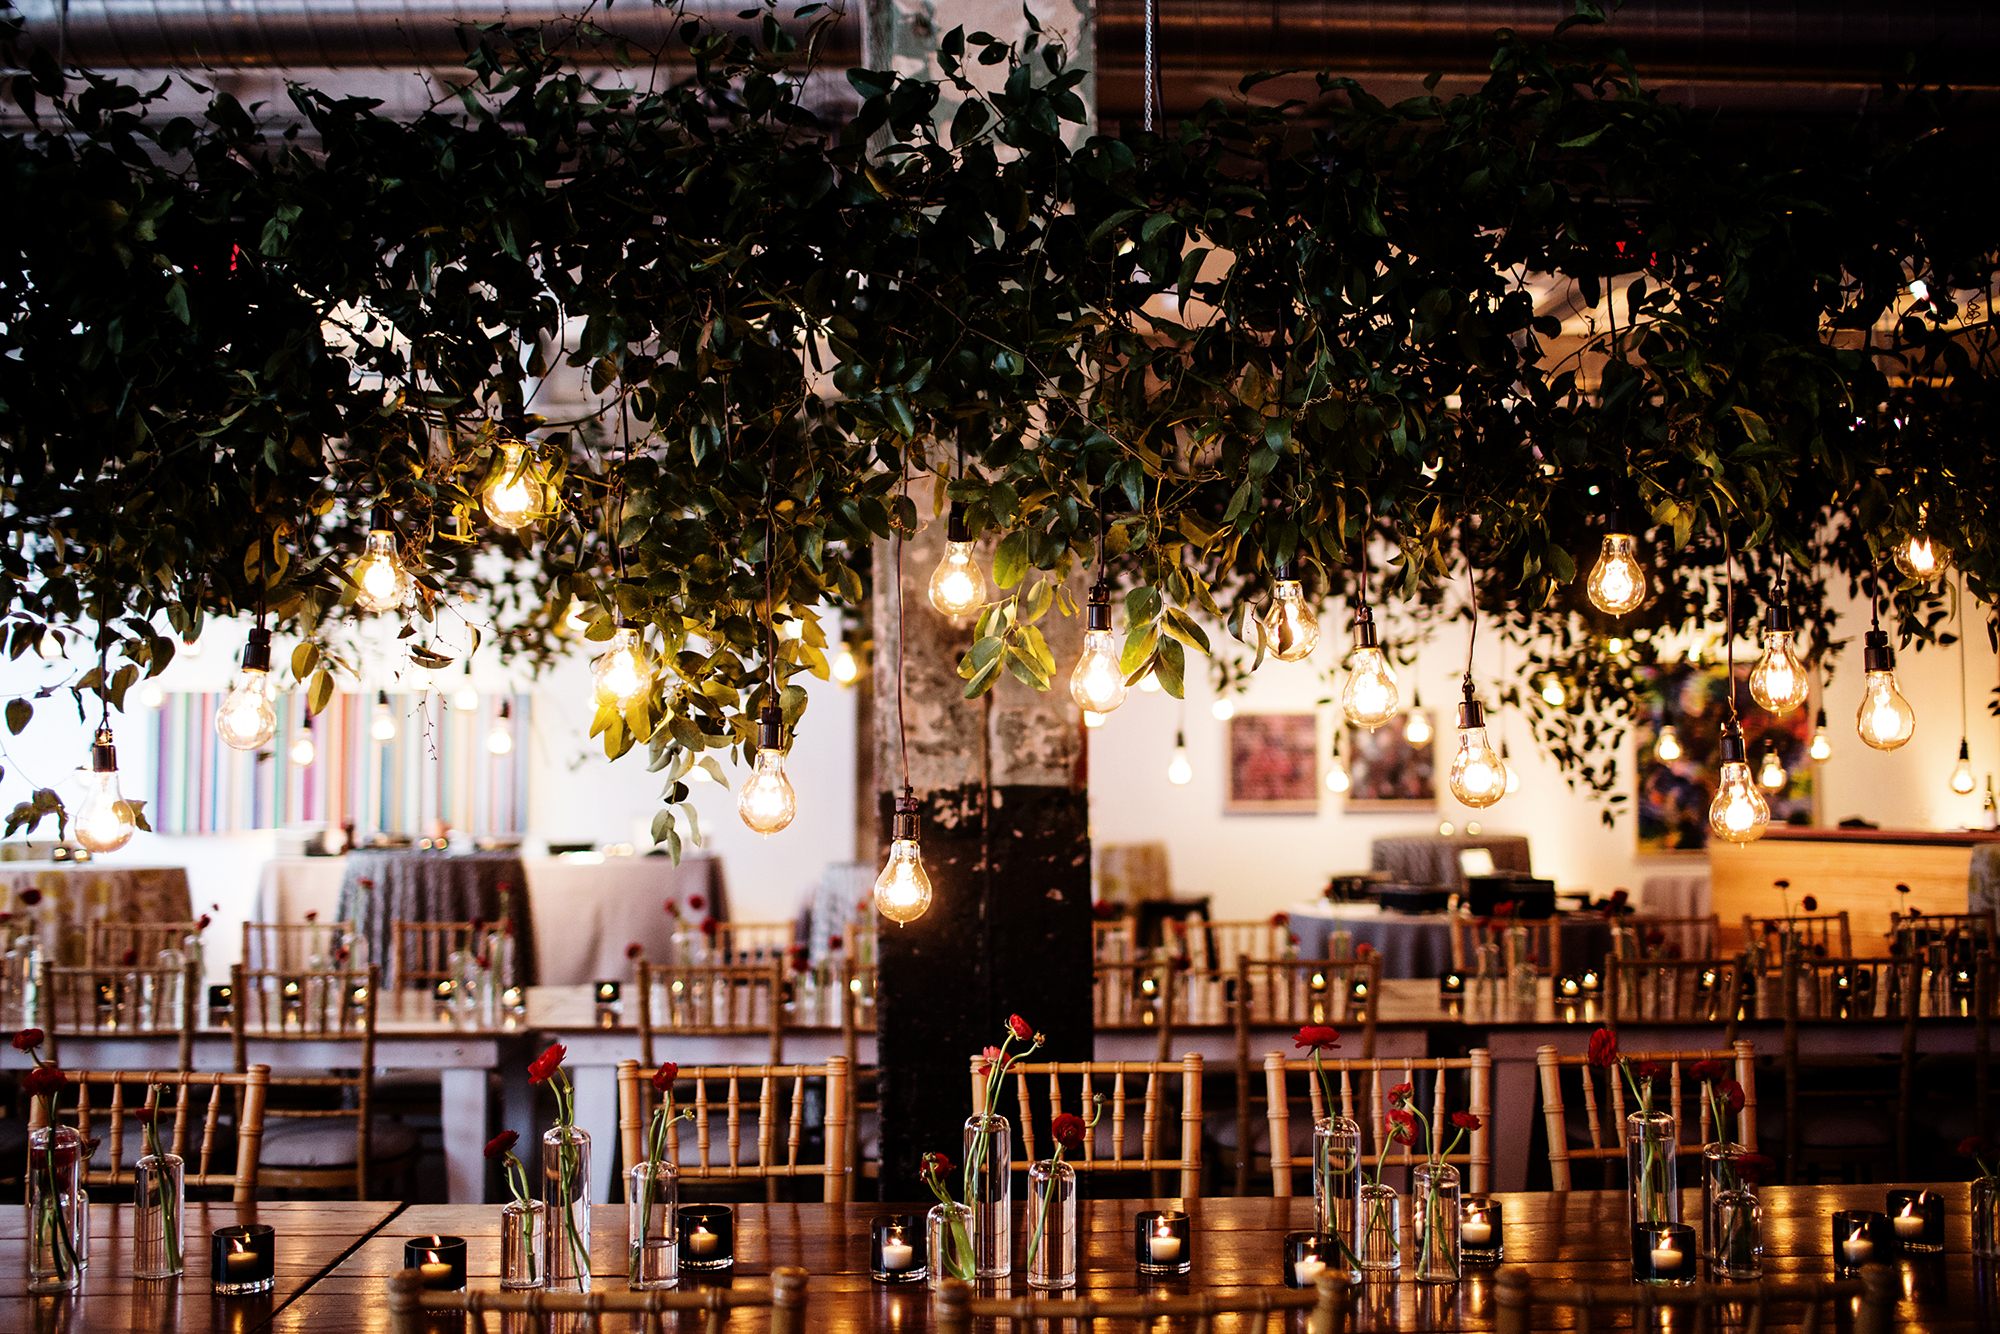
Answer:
[1370,832,1532,891]
[0,862,191,964]
[1286,902,1613,978]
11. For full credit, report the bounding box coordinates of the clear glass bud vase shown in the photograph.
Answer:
[28,1125,83,1293]
[542,1125,592,1292]
[1312,1116,1361,1242]
[1701,1142,1744,1258]
[501,1198,546,1289]
[927,1202,976,1286]
[1025,1160,1076,1290]
[1711,1187,1762,1280]
[962,1113,1012,1278]
[134,1152,185,1279]
[1977,1177,2000,1259]
[1355,1182,1402,1273]
[1625,1110,1678,1230]
[627,1161,678,1290]
[1411,1161,1460,1283]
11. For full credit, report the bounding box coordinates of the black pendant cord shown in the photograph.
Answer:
[895,463,910,794]
[1142,0,1160,134]
[1462,555,1480,694]
[766,432,780,709]
[1960,573,1970,740]
[1722,524,1738,725]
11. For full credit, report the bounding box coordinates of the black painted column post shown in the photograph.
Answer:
[871,482,1093,1201]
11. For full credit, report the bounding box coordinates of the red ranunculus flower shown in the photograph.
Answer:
[1610,889,1630,908]
[134,1107,158,1125]
[1452,1111,1482,1131]
[1801,894,1818,913]
[1689,1059,1724,1083]
[485,1130,519,1159]
[23,1065,65,1100]
[471,918,485,936]
[1270,912,1289,928]
[18,889,40,906]
[1294,1026,1341,1052]
[13,1027,43,1052]
[653,1062,679,1093]
[920,1152,952,1179]
[1717,1078,1746,1115]
[828,934,844,950]
[1961,1135,1993,1158]
[1634,1061,1666,1081]
[1735,1152,1777,1185]
[1008,1014,1034,1041]
[1386,1109,1417,1144]
[1387,1082,1414,1108]
[528,1043,567,1084]
[197,914,211,931]
[1491,901,1516,919]
[700,919,718,937]
[626,941,644,960]
[1051,1113,1087,1152]
[1586,1028,1618,1068]
[121,948,138,966]
[687,894,705,912]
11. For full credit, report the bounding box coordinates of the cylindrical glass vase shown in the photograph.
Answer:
[1025,1159,1077,1290]
[927,1201,976,1287]
[1355,1182,1402,1273]
[501,1199,546,1290]
[134,1152,185,1279]
[962,1113,1012,1278]
[1312,1116,1361,1242]
[1711,1187,1762,1280]
[627,1160,678,1290]
[1701,1142,1745,1258]
[28,1125,83,1293]
[1625,1110,1678,1230]
[542,1125,593,1292]
[1411,1161,1460,1283]
[1976,1177,2000,1260]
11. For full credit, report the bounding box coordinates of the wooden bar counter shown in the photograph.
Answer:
[1709,826,2000,953]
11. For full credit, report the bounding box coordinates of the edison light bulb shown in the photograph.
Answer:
[1586,533,1647,615]
[1656,724,1683,762]
[1340,605,1399,728]
[1069,584,1127,714]
[1894,532,1942,582]
[832,647,859,685]
[927,542,987,620]
[139,681,165,710]
[1083,710,1105,729]
[488,701,515,756]
[350,508,412,613]
[1261,569,1318,662]
[453,683,479,711]
[1448,693,1506,808]
[1758,747,1787,791]
[1212,697,1236,722]
[215,628,278,751]
[1809,710,1832,761]
[482,442,545,531]
[290,730,316,767]
[1167,732,1192,786]
[737,708,797,835]
[1856,629,1916,750]
[593,623,657,712]
[1708,724,1769,844]
[1748,601,1808,713]
[1952,740,1977,794]
[371,691,397,741]
[75,728,136,854]
[1541,678,1568,708]
[1404,703,1433,747]
[1326,764,1351,794]
[874,792,932,925]
[1502,741,1521,794]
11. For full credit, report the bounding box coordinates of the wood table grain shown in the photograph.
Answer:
[0,1200,399,1333]
[269,1184,1989,1331]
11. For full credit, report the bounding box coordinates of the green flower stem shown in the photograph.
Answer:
[142,1090,182,1273]
[549,1070,590,1285]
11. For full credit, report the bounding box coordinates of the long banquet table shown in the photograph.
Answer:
[266,1186,1979,1332]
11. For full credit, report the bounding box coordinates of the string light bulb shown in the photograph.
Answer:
[1893,507,1943,582]
[1139,671,1161,692]
[1212,697,1236,722]
[926,505,987,621]
[370,690,397,741]
[1809,708,1832,761]
[1748,598,1808,714]
[76,726,137,853]
[1326,731,1351,793]
[1541,678,1568,708]
[1069,582,1128,714]
[1340,604,1400,728]
[290,704,316,767]
[1856,625,1916,751]
[874,788,932,925]
[215,627,278,751]
[736,705,797,835]
[350,505,413,613]
[1952,739,1977,795]
[832,645,859,686]
[1404,691,1433,747]
[1656,724,1683,762]
[487,701,515,756]
[1585,533,1647,615]
[482,440,548,531]
[1447,685,1505,808]
[1167,731,1192,785]
[1758,743,1787,792]
[1708,720,1770,843]
[1260,565,1318,661]
[139,681,165,710]
[1501,740,1521,794]
[592,619,657,713]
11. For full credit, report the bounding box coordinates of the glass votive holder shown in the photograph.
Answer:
[1888,1191,1944,1254]
[1833,1209,1890,1275]
[1577,967,1602,995]
[1460,1195,1503,1264]
[404,1234,467,1291]
[1554,975,1582,1001]
[212,1224,276,1295]
[1283,1231,1334,1289]
[1438,969,1467,998]
[870,1214,927,1284]
[1135,1210,1192,1276]
[679,1206,734,1271]
[1632,1222,1695,1286]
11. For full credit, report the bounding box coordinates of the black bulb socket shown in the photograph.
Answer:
[946,502,970,544]
[1351,603,1380,649]
[1762,600,1794,634]
[1863,628,1895,673]
[1086,582,1113,632]
[242,627,273,675]
[891,788,921,842]
[1457,687,1486,731]
[369,503,394,533]
[1274,562,1296,583]
[616,615,641,631]
[1960,738,1973,762]
[1718,722,1747,765]
[1815,707,1829,729]
[377,689,390,706]
[91,727,117,773]
[758,704,785,751]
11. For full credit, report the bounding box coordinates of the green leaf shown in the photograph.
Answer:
[991,531,1029,588]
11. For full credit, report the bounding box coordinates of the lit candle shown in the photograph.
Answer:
[1894,1212,1924,1240]
[1293,1256,1327,1286]
[688,1226,720,1257]
[1150,1227,1182,1264]
[225,1247,262,1279]
[1461,1221,1493,1246]
[419,1262,456,1289]
[1650,1246,1683,1274]
[880,1239,915,1271]
[1842,1237,1875,1264]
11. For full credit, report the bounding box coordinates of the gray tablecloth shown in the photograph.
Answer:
[1370,835,1532,891]
[1288,905,1614,979]
[1973,847,2000,917]
[337,850,537,987]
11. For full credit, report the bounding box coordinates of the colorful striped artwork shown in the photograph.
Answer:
[149,692,530,836]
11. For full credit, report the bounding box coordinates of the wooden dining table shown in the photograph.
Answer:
[246,1183,1986,1331]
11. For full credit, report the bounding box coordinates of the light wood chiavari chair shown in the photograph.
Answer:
[1231,955,1381,1193]
[635,958,786,1069]
[1264,1050,1491,1196]
[35,1067,270,1201]
[1198,919,1292,971]
[39,961,199,1070]
[970,1054,1203,1198]
[1534,1040,1756,1191]
[1451,911,1560,976]
[616,1057,851,1202]
[387,919,477,992]
[711,921,795,963]
[1891,907,1998,954]
[1629,912,1723,960]
[1092,914,1139,962]
[1606,957,1743,1039]
[1742,910,1851,959]
[242,920,354,973]
[85,920,202,968]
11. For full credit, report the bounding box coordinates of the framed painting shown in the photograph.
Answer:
[1634,661,1816,853]
[1346,715,1437,810]
[1226,713,1320,813]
